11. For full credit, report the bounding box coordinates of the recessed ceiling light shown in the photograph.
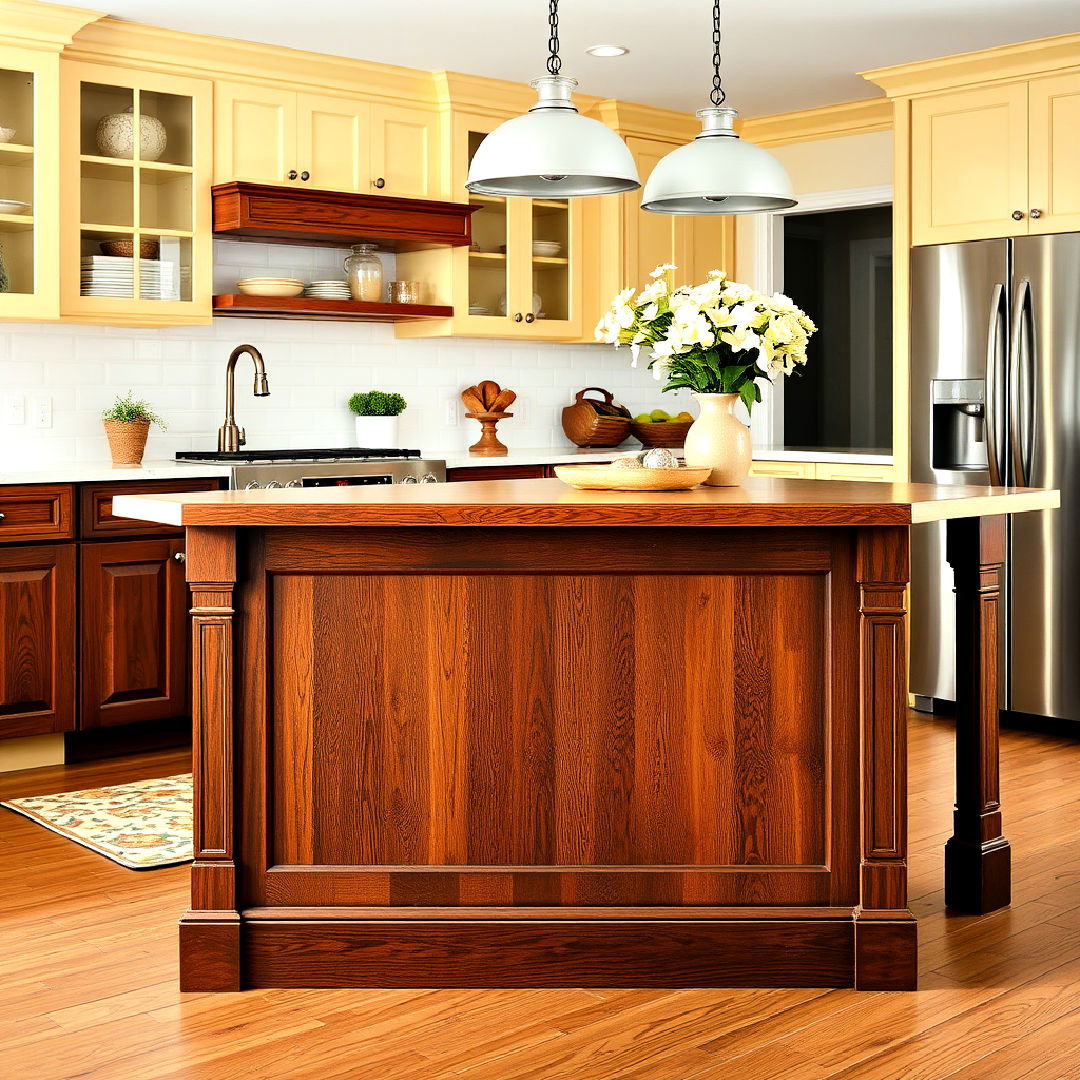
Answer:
[585,44,629,58]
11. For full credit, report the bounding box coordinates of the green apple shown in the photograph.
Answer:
[650,408,670,422]
[634,413,652,424]
[675,411,693,422]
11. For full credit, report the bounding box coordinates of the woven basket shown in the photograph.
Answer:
[561,387,631,448]
[631,420,693,448]
[104,419,150,467]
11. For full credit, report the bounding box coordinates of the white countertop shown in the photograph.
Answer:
[0,460,232,485]
[434,445,893,468]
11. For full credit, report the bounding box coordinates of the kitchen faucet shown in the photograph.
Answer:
[218,344,270,452]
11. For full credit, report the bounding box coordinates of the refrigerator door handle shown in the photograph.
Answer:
[985,282,1006,487]
[1019,280,1037,486]
[1008,279,1032,487]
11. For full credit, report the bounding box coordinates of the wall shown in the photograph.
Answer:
[0,242,687,466]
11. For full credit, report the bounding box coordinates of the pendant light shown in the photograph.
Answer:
[641,0,796,214]
[465,0,640,198]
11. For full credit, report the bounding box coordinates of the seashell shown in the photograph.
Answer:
[642,447,679,469]
[612,453,645,470]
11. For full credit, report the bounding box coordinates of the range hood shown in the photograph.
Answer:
[211,182,476,252]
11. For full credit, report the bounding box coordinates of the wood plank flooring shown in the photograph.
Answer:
[2,712,1079,1079]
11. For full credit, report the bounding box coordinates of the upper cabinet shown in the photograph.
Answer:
[868,38,1080,246]
[60,61,213,325]
[214,82,441,199]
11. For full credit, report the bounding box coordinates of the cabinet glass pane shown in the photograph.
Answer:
[81,230,135,299]
[532,198,569,322]
[139,169,192,232]
[138,90,192,168]
[138,235,191,301]
[81,160,134,227]
[0,68,35,297]
[466,130,508,318]
[81,83,135,158]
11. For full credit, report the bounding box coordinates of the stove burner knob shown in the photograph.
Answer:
[264,480,283,489]
[285,479,302,488]
[400,475,419,484]
[244,481,262,490]
[421,473,439,483]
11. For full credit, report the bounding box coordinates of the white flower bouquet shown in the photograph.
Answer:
[595,265,817,414]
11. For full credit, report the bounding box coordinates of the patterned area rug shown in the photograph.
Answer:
[1,773,194,869]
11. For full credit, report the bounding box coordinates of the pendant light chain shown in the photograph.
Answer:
[710,0,726,107]
[547,0,562,75]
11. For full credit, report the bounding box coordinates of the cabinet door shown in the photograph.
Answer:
[1028,72,1080,235]
[624,136,692,289]
[0,544,75,738]
[80,538,188,729]
[813,462,896,483]
[369,103,440,199]
[688,216,736,284]
[910,84,1029,245]
[748,461,814,479]
[214,81,297,185]
[297,92,369,193]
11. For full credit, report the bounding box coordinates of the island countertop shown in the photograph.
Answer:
[114,475,1058,529]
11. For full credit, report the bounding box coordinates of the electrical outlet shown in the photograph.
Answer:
[443,398,459,426]
[29,394,52,429]
[1,393,24,426]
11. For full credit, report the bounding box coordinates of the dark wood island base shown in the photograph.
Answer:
[113,478,1056,992]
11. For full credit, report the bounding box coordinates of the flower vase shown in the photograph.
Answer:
[682,393,752,486]
[354,415,399,448]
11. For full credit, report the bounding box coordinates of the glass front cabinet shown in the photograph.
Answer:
[397,111,585,341]
[0,47,61,321]
[60,62,212,325]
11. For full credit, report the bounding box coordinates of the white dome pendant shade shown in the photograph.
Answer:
[641,106,797,214]
[466,74,640,198]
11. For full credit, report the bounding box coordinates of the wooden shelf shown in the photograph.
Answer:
[0,213,34,232]
[213,294,454,322]
[80,154,194,174]
[0,143,34,165]
[533,255,568,267]
[469,250,506,263]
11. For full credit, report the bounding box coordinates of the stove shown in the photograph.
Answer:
[175,447,445,489]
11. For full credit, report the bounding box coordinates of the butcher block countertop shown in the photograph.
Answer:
[114,476,1059,529]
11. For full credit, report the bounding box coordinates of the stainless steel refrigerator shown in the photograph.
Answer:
[910,233,1080,722]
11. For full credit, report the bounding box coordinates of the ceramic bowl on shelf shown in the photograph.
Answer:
[100,239,159,259]
[236,277,305,297]
[0,127,15,144]
[532,240,562,257]
[0,199,30,216]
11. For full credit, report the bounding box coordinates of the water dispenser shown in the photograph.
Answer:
[931,379,987,471]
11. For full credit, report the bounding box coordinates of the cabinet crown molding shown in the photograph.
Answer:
[739,97,892,148]
[589,100,700,143]
[0,0,102,52]
[863,32,1080,98]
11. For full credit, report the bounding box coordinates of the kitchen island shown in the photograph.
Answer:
[116,477,1057,992]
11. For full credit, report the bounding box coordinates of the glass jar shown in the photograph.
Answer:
[343,244,383,302]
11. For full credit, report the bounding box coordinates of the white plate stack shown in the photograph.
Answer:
[81,256,181,300]
[304,280,352,300]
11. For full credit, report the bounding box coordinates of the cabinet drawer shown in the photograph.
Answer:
[748,461,814,479]
[814,463,896,483]
[447,465,550,482]
[80,478,223,538]
[0,484,73,544]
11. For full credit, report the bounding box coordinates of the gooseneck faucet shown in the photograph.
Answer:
[218,344,270,452]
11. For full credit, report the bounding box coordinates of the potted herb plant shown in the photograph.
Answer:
[348,390,407,448]
[101,392,166,468]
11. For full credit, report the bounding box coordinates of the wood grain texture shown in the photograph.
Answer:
[112,477,1059,530]
[0,543,76,738]
[212,294,453,321]
[78,478,222,539]
[78,538,188,729]
[0,483,73,544]
[945,514,1011,914]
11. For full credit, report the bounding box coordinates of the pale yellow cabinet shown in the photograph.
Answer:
[0,46,61,322]
[748,461,815,479]
[911,71,1080,245]
[396,111,584,341]
[60,61,213,326]
[214,82,440,199]
[749,460,895,481]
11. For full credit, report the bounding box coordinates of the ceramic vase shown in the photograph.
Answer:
[95,106,167,161]
[354,415,399,448]
[682,392,752,486]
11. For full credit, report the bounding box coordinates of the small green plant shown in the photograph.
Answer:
[102,391,167,429]
[348,390,407,417]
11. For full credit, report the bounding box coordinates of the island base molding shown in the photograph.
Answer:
[178,908,915,990]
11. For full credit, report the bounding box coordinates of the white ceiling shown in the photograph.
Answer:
[64,0,1080,116]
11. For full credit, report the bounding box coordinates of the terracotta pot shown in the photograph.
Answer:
[103,419,150,468]
[682,393,752,486]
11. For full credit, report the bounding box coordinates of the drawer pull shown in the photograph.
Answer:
[173,551,186,563]
[0,512,5,521]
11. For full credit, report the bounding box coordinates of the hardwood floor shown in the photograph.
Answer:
[2,712,1080,1079]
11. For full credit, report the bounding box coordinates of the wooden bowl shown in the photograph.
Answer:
[100,239,160,259]
[631,420,693,448]
[553,463,710,491]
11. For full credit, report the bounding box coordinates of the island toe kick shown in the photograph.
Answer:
[112,479,1054,993]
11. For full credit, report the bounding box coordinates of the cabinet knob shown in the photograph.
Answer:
[513,312,523,323]
[300,171,310,181]
[287,169,298,180]
[524,312,536,323]
[173,551,186,563]
[374,177,386,189]
[1012,209,1026,221]
[1030,208,1042,219]
[0,512,5,521]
